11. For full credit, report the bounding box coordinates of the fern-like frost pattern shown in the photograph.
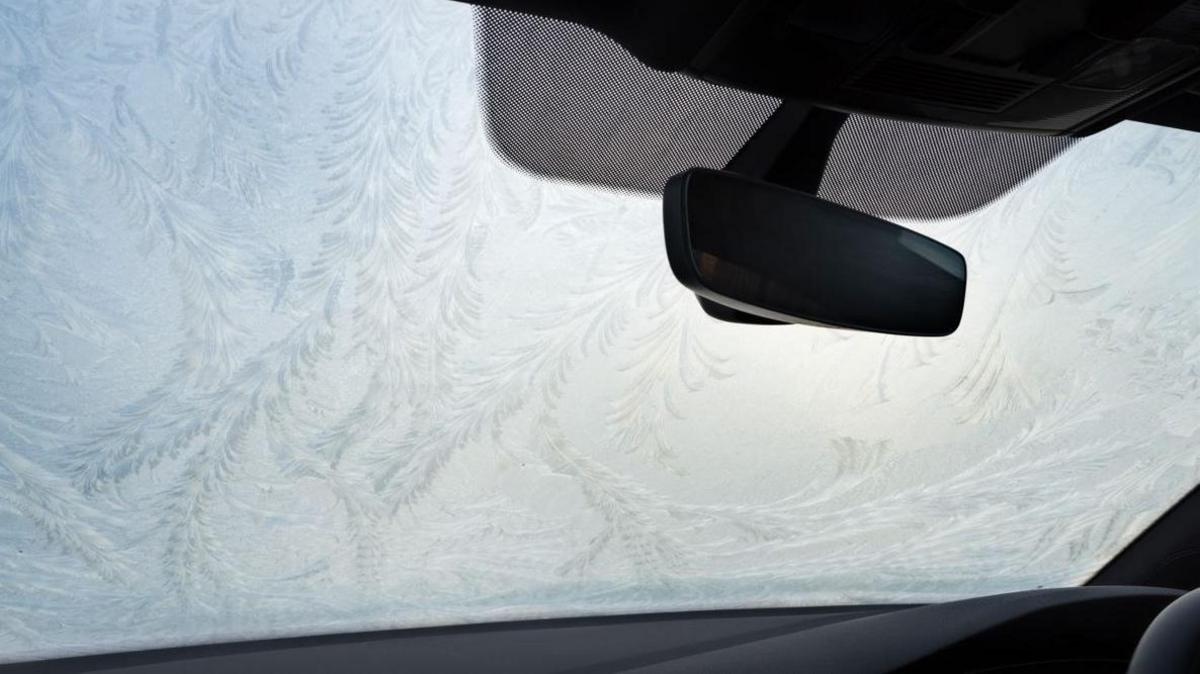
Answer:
[1,0,1200,663]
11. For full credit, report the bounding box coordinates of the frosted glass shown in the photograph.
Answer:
[2,0,1199,663]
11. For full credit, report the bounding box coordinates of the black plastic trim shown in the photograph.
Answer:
[1090,483,1200,590]
[0,605,899,673]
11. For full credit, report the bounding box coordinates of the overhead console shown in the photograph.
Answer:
[691,0,1200,134]
[466,0,1200,135]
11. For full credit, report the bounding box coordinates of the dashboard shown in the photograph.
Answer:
[4,586,1181,673]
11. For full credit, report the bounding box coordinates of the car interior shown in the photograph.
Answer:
[4,0,1200,672]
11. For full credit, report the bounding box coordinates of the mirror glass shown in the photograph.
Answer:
[664,169,967,335]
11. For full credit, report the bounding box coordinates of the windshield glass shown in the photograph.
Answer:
[3,0,1200,663]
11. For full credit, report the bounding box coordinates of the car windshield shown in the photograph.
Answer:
[3,0,1200,664]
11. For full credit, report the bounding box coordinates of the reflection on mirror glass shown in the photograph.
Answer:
[664,169,966,335]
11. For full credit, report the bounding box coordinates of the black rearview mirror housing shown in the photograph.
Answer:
[663,169,966,336]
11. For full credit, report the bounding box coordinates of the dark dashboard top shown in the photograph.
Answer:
[6,586,1180,674]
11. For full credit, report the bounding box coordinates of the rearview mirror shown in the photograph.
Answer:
[663,169,966,336]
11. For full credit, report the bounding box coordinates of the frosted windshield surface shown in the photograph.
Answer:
[2,0,1200,664]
